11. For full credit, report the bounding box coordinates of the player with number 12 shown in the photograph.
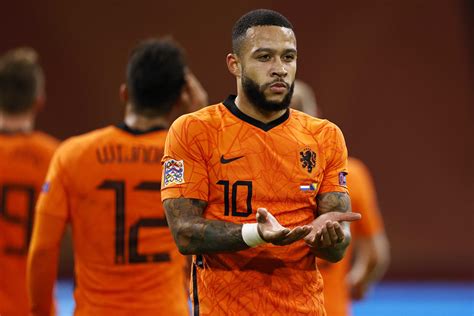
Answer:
[27,38,208,316]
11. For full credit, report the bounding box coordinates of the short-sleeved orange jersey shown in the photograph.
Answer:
[161,96,349,316]
[35,124,189,316]
[318,157,385,316]
[0,131,58,316]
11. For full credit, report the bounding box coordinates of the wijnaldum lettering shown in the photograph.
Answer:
[96,144,162,164]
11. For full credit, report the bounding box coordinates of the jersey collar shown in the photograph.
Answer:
[223,95,290,132]
[116,122,167,135]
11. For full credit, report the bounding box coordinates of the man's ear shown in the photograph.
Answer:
[226,53,241,78]
[119,83,128,102]
[33,94,46,112]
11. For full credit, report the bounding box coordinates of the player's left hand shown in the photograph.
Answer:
[304,212,361,248]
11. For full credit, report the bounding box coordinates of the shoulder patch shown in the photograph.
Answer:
[163,159,185,187]
[338,172,348,186]
[42,182,50,193]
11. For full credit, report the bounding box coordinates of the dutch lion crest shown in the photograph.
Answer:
[300,148,316,173]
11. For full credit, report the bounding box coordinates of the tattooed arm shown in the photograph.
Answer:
[163,198,246,254]
[164,198,313,255]
[304,192,360,262]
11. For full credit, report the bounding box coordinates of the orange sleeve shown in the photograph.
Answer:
[35,147,70,219]
[161,115,209,201]
[318,123,349,194]
[27,206,66,316]
[348,158,384,237]
[28,146,69,316]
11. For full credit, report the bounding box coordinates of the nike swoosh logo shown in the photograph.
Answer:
[220,155,244,164]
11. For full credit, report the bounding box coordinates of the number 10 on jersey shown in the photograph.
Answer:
[217,180,253,217]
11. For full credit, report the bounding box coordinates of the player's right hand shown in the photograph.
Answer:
[256,208,313,246]
[303,211,362,248]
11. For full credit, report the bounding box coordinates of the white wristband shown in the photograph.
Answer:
[242,223,266,247]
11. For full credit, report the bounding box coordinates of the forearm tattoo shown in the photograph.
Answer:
[316,192,351,215]
[314,192,352,262]
[163,197,248,255]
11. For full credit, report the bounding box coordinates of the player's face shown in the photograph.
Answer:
[239,26,297,111]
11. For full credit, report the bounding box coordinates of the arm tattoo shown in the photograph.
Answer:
[316,192,351,215]
[163,197,249,255]
[314,192,352,262]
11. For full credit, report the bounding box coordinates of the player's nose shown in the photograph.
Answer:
[270,59,288,78]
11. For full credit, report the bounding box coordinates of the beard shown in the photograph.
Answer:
[242,75,294,113]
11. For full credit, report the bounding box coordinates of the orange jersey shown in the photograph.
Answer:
[161,96,349,316]
[35,124,189,316]
[318,157,385,316]
[0,131,58,316]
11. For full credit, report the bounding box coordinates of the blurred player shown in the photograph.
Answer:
[0,48,58,316]
[291,79,390,316]
[27,38,207,316]
[161,9,361,316]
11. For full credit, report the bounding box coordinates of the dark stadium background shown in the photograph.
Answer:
[1,0,472,284]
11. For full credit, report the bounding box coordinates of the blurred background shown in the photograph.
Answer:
[1,0,473,314]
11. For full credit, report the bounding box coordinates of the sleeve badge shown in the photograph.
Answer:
[338,172,348,186]
[163,159,185,187]
[41,182,50,193]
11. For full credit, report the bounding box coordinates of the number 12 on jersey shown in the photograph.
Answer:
[97,180,169,265]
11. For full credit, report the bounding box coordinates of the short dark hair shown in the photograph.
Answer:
[0,47,44,114]
[232,9,293,55]
[126,38,186,116]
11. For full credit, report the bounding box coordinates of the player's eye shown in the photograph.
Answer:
[282,54,296,62]
[257,54,271,62]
